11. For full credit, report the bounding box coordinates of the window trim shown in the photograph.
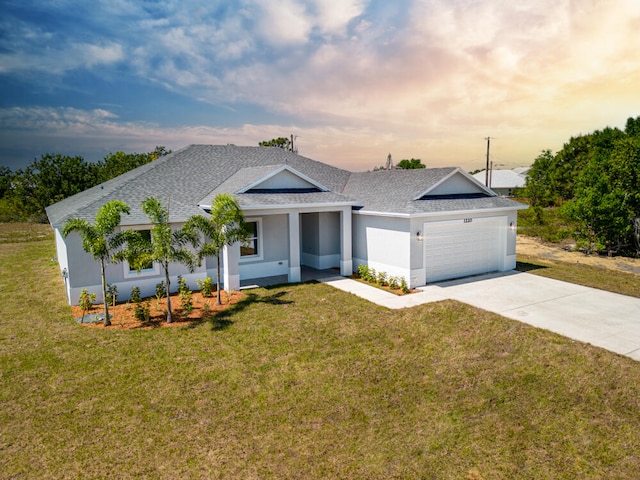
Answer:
[240,218,263,262]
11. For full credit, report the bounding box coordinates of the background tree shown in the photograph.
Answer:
[396,158,426,169]
[1,147,170,222]
[525,115,640,255]
[122,197,200,323]
[0,166,11,199]
[62,200,131,326]
[11,154,99,222]
[0,166,16,222]
[96,146,171,183]
[185,193,248,305]
[259,137,292,151]
[563,135,640,253]
[524,150,557,208]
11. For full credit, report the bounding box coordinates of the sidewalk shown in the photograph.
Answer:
[318,271,640,361]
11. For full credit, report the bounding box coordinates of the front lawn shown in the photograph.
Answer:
[2,226,640,478]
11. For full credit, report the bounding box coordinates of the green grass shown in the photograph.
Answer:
[2,225,640,478]
[517,254,640,298]
[0,222,53,244]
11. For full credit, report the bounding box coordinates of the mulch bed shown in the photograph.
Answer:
[72,290,243,329]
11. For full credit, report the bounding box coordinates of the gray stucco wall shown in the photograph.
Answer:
[319,212,340,256]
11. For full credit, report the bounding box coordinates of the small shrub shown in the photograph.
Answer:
[130,286,142,304]
[106,284,118,307]
[155,281,166,300]
[365,267,377,283]
[388,276,399,290]
[134,301,150,323]
[79,288,96,323]
[177,276,190,294]
[181,290,193,314]
[202,301,211,317]
[197,277,215,297]
[377,271,388,286]
[357,264,369,280]
[400,277,410,294]
[179,276,193,316]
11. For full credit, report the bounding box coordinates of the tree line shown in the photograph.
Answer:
[0,146,170,223]
[524,116,640,255]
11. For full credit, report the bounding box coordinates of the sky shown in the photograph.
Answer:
[1,0,640,173]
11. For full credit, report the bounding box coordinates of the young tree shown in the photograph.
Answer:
[124,197,200,323]
[62,200,131,326]
[185,194,248,305]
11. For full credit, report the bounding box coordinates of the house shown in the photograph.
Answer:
[472,169,527,197]
[46,145,527,305]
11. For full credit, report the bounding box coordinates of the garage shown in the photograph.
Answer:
[424,216,504,283]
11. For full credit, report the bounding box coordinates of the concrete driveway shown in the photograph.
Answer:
[320,270,640,361]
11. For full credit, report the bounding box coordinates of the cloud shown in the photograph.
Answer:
[2,0,640,172]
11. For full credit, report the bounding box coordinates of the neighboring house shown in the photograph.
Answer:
[472,169,527,197]
[46,145,527,305]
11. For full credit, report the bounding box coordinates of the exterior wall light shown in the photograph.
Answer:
[417,231,423,241]
[509,221,515,231]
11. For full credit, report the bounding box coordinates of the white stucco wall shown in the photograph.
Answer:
[355,208,523,288]
[352,214,412,282]
[54,228,71,302]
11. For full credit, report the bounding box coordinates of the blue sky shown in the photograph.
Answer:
[1,0,640,172]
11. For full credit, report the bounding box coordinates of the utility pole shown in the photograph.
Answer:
[290,134,294,152]
[484,137,491,186]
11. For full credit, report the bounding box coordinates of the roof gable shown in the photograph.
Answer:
[237,165,328,193]
[415,169,494,199]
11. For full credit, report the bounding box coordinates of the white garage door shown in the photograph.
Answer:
[424,216,504,283]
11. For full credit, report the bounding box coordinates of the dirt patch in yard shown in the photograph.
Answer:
[72,290,243,329]
[517,235,640,275]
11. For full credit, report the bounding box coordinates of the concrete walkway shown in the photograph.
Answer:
[318,271,640,361]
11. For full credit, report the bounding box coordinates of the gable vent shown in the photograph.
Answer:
[246,187,322,194]
[419,192,492,200]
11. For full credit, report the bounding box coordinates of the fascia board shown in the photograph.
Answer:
[354,204,528,219]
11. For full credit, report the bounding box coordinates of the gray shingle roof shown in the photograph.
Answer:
[46,145,353,228]
[46,145,525,228]
[342,168,526,214]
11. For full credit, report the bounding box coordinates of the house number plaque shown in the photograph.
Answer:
[463,218,473,223]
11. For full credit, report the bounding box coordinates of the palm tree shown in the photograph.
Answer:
[123,197,200,323]
[62,200,131,327]
[185,193,248,305]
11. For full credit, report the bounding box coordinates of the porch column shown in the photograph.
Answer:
[340,207,353,276]
[222,242,240,292]
[288,212,301,282]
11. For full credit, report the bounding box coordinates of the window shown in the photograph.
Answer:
[124,229,159,278]
[240,219,262,260]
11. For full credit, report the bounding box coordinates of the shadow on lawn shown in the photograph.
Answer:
[185,289,295,331]
[516,260,549,272]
